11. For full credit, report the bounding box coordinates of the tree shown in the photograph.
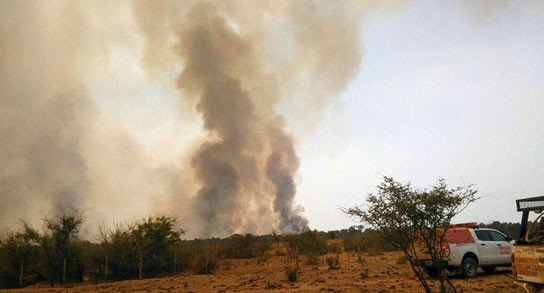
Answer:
[98,223,138,279]
[271,230,281,254]
[344,176,477,293]
[96,216,184,280]
[0,230,39,288]
[284,230,327,258]
[228,234,255,259]
[131,216,184,278]
[22,210,84,287]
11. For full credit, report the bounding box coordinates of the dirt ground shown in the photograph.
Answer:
[5,252,516,292]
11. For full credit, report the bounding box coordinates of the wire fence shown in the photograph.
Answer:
[10,252,189,288]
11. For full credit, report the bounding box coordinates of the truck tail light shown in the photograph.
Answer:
[441,244,450,257]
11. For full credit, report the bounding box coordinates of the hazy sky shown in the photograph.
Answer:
[2,0,543,237]
[296,0,544,230]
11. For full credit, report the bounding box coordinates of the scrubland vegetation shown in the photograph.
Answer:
[0,210,394,289]
[0,212,519,290]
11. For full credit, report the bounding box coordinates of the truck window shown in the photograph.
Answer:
[475,230,491,241]
[489,231,507,241]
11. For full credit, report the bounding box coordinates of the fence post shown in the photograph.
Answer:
[62,258,66,283]
[19,260,23,286]
[138,252,143,279]
[174,252,177,273]
[295,245,299,268]
[205,251,209,274]
[105,255,108,280]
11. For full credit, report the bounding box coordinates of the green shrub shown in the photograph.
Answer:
[325,254,340,270]
[285,266,299,282]
[357,255,369,279]
[360,268,369,279]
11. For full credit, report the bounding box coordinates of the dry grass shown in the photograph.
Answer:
[16,251,514,292]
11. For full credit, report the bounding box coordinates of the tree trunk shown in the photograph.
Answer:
[19,260,23,287]
[138,252,143,279]
[104,256,108,280]
[62,258,66,284]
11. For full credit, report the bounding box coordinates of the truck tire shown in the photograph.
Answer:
[462,257,478,278]
[483,266,495,273]
[424,268,438,278]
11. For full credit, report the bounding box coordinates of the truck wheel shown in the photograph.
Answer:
[424,268,438,278]
[462,257,478,278]
[483,266,495,274]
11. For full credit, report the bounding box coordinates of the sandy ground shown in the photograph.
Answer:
[4,252,517,292]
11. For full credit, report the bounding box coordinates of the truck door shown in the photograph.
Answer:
[474,230,497,265]
[489,230,512,264]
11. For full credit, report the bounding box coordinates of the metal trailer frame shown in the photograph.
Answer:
[516,196,544,240]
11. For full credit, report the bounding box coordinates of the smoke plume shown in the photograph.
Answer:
[0,1,93,227]
[132,1,367,237]
[175,4,306,236]
[1,0,369,238]
[0,1,178,233]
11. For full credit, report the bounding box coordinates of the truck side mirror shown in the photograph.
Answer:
[506,236,512,241]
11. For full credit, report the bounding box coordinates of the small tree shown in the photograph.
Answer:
[271,230,281,254]
[284,230,326,259]
[344,177,477,293]
[22,210,84,287]
[131,216,184,278]
[0,230,40,288]
[228,234,255,259]
[98,223,138,279]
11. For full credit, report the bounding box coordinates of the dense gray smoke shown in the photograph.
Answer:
[0,1,177,233]
[132,1,367,237]
[0,1,93,227]
[0,0,368,238]
[175,4,314,235]
[175,4,301,236]
[266,128,308,232]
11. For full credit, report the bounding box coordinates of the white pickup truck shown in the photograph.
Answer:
[416,223,513,278]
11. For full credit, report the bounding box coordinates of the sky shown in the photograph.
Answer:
[1,0,543,238]
[296,0,544,231]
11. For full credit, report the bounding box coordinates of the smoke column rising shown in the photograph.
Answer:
[133,1,367,237]
[175,4,308,236]
[0,0,371,238]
